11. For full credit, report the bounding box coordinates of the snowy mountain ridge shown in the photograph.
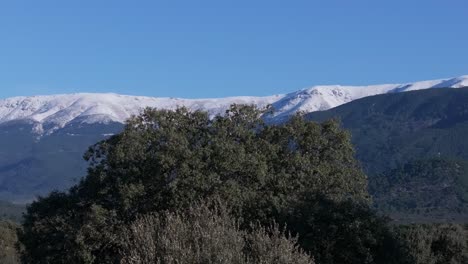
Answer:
[1,75,467,135]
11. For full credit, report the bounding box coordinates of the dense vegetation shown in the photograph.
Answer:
[308,87,468,220]
[2,104,466,263]
[395,224,468,264]
[18,105,386,263]
[120,200,314,264]
[370,159,468,221]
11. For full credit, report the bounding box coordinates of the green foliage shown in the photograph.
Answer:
[396,224,468,264]
[370,158,468,219]
[120,200,314,264]
[284,195,412,264]
[18,192,92,264]
[19,105,367,263]
[0,220,20,264]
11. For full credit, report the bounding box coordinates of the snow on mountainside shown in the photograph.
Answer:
[0,94,282,134]
[0,75,467,135]
[270,75,468,119]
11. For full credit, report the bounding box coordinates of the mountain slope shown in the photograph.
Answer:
[370,158,468,222]
[271,75,468,120]
[307,86,468,174]
[0,121,124,202]
[307,87,468,221]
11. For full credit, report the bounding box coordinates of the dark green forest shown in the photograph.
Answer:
[370,159,468,222]
[1,102,468,263]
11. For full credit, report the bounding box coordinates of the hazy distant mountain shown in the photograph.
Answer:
[0,121,123,202]
[1,75,468,202]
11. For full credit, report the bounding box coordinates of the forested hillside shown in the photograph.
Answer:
[370,159,468,222]
[308,87,468,174]
[308,87,468,220]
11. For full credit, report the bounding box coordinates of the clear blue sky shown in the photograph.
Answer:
[0,0,467,99]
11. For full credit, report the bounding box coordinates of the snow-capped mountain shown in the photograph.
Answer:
[1,75,467,135]
[0,93,281,135]
[1,75,468,202]
[270,75,468,119]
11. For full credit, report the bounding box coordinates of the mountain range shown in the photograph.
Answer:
[1,75,467,135]
[1,75,468,206]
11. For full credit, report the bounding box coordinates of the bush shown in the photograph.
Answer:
[0,221,20,264]
[120,200,314,264]
[284,195,412,264]
[396,224,468,264]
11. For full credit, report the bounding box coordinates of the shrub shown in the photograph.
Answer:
[0,221,20,264]
[284,195,412,264]
[120,200,314,264]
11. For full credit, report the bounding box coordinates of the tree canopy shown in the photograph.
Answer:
[19,105,371,263]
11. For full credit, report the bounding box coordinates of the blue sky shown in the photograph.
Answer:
[0,0,467,99]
